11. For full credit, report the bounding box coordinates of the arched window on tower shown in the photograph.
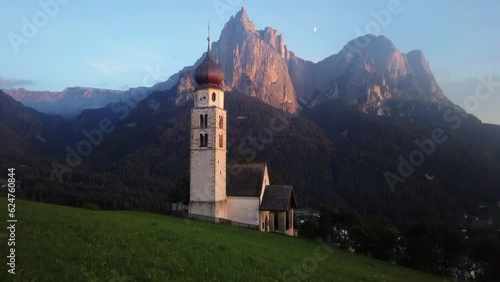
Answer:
[212,92,216,102]
[219,134,223,148]
[219,116,223,129]
[204,114,208,128]
[200,114,204,128]
[199,133,205,147]
[199,133,208,147]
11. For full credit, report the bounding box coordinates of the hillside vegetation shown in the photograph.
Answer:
[2,87,500,236]
[0,199,443,281]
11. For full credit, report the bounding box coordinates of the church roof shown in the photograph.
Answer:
[260,185,297,211]
[226,163,266,197]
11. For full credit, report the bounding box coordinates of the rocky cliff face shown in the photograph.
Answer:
[210,9,298,113]
[289,35,451,113]
[405,50,448,103]
[286,51,315,104]
[172,9,298,113]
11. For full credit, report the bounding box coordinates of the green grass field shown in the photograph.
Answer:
[0,199,444,282]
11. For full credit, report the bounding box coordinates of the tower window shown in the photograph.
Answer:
[212,92,216,102]
[219,134,223,148]
[219,116,223,129]
[200,114,208,128]
[200,133,208,147]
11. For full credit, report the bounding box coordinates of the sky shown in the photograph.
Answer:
[0,0,499,124]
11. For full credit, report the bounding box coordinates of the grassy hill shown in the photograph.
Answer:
[0,199,443,282]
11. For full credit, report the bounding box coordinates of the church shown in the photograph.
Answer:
[188,37,297,236]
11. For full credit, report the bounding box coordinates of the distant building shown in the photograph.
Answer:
[188,36,296,236]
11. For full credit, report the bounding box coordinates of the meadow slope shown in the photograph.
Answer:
[0,199,444,281]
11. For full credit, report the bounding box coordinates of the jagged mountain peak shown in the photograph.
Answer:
[171,8,299,113]
[225,7,256,34]
[234,7,249,21]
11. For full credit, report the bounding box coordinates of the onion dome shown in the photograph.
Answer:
[194,41,224,87]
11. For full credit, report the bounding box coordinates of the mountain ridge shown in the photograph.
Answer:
[4,8,460,120]
[159,8,457,116]
[3,87,124,118]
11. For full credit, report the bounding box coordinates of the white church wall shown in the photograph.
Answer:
[227,197,260,226]
[189,149,215,203]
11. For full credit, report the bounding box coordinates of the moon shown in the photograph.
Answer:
[313,27,317,33]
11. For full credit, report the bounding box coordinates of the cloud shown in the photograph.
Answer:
[86,59,126,76]
[0,76,34,89]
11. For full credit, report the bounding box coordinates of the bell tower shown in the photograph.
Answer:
[189,33,227,220]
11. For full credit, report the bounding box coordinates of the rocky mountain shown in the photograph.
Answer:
[167,8,453,116]
[3,87,125,118]
[167,9,299,113]
[289,35,452,113]
[210,9,298,113]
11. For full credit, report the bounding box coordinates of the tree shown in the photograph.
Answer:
[403,220,464,275]
[366,217,400,261]
[318,206,366,251]
[169,177,190,204]
[467,235,500,281]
